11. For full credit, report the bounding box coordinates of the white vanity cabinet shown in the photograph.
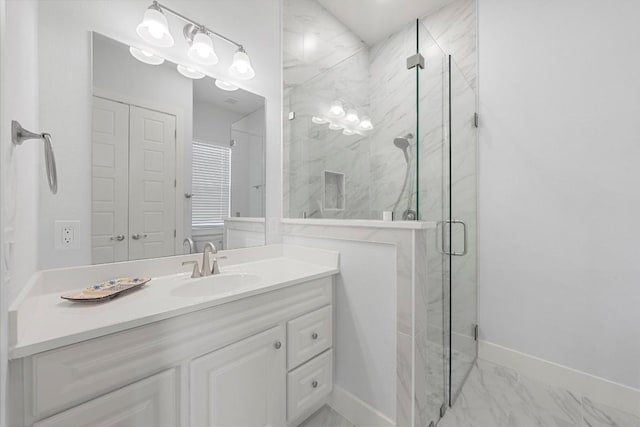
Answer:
[10,276,335,427]
[190,326,286,426]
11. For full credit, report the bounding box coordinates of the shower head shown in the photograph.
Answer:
[393,133,414,162]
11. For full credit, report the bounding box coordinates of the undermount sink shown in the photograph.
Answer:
[171,273,262,298]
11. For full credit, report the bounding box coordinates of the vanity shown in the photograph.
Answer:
[7,245,339,427]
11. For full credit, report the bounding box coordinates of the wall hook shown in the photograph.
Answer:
[11,120,58,194]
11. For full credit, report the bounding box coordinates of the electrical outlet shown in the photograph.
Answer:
[55,221,80,250]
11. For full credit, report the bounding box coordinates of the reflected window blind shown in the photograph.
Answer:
[192,141,231,228]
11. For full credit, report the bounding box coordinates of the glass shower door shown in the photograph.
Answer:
[447,56,478,404]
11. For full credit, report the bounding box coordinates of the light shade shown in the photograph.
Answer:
[129,46,164,65]
[229,48,255,80]
[215,79,239,91]
[188,30,219,65]
[136,4,174,47]
[327,101,345,119]
[359,116,373,130]
[342,128,356,136]
[345,109,360,125]
[311,116,328,124]
[177,64,205,79]
[328,122,342,130]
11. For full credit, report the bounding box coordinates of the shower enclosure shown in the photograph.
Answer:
[283,15,477,425]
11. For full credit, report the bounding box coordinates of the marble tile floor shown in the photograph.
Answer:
[300,360,640,427]
[439,360,640,427]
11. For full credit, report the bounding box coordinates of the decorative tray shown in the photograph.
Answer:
[61,277,151,302]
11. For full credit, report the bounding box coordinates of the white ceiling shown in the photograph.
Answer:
[316,0,456,45]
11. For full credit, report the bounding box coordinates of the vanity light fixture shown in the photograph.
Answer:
[215,79,239,91]
[129,46,165,65]
[229,47,256,80]
[187,28,219,65]
[327,101,346,119]
[344,109,360,125]
[342,128,355,136]
[137,1,256,78]
[311,116,328,124]
[136,2,174,47]
[177,64,205,79]
[328,122,342,130]
[359,116,374,131]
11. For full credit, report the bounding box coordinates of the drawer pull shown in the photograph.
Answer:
[274,341,282,350]
[311,332,318,340]
[311,380,318,388]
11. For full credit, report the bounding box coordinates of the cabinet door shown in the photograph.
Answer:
[190,326,286,427]
[34,369,178,427]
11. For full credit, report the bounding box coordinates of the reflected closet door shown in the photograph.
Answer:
[91,97,130,264]
[128,106,177,260]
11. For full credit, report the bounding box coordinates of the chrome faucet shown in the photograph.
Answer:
[183,237,195,254]
[202,242,217,276]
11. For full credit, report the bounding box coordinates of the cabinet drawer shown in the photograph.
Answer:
[287,305,332,369]
[287,349,333,422]
[33,369,178,427]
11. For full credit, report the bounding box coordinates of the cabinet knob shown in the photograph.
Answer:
[311,332,318,340]
[311,380,318,388]
[274,341,282,350]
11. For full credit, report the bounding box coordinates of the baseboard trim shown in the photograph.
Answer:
[479,341,640,418]
[329,385,395,427]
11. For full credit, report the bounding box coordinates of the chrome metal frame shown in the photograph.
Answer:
[151,1,244,50]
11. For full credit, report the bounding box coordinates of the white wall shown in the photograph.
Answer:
[0,1,40,425]
[36,0,281,269]
[283,234,397,420]
[478,0,640,389]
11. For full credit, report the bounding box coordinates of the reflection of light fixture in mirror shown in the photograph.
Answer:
[342,128,356,136]
[229,47,256,80]
[215,79,239,91]
[129,46,165,65]
[136,2,174,47]
[328,122,342,130]
[344,109,360,125]
[311,116,328,124]
[359,116,373,131]
[187,28,219,65]
[327,101,345,119]
[137,2,255,78]
[177,64,205,79]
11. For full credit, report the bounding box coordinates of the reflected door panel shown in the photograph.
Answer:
[128,106,177,260]
[91,97,130,264]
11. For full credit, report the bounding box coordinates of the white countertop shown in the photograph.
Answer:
[9,245,339,359]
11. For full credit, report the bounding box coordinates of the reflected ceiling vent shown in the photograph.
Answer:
[224,98,239,105]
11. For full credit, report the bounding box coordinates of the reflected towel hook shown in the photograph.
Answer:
[11,120,58,194]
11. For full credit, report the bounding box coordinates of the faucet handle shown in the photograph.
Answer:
[182,260,201,278]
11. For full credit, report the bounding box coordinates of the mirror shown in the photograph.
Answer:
[91,33,265,264]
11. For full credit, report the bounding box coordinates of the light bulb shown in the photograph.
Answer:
[358,116,373,130]
[311,116,328,124]
[188,30,218,65]
[129,46,164,65]
[327,101,345,119]
[215,79,239,91]
[229,48,255,80]
[136,4,174,47]
[345,109,360,125]
[177,64,205,79]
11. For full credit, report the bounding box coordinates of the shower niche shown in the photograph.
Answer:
[323,171,345,211]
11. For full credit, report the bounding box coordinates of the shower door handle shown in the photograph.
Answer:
[436,220,467,256]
